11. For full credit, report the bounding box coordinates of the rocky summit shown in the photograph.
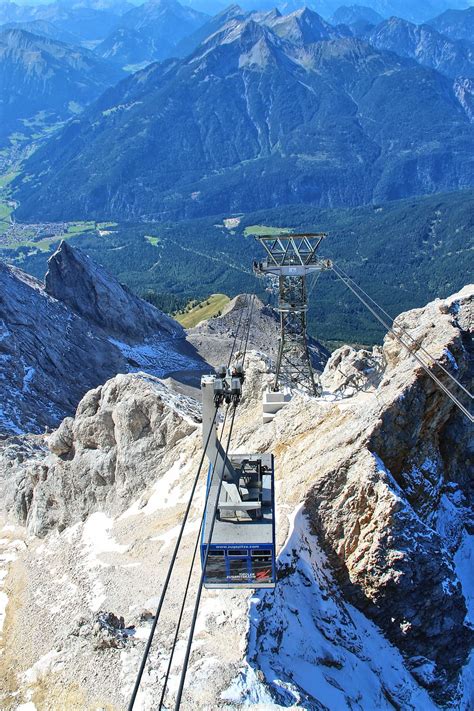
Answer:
[44,240,183,342]
[0,284,472,709]
[0,242,205,435]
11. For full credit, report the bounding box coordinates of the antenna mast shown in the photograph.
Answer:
[254,233,331,395]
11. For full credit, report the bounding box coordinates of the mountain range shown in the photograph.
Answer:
[0,27,124,143]
[329,4,384,34]
[1,18,81,43]
[96,0,208,66]
[427,5,474,40]
[202,0,474,24]
[0,0,129,41]
[12,6,474,222]
[366,16,474,78]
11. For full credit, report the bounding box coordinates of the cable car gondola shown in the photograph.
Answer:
[200,370,276,589]
[201,453,276,588]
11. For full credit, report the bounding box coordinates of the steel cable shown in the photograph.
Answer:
[173,404,238,710]
[129,286,248,707]
[331,265,473,422]
[127,406,218,710]
[157,405,230,710]
[227,295,246,368]
[333,263,472,400]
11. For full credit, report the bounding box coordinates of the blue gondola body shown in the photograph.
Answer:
[201,454,276,589]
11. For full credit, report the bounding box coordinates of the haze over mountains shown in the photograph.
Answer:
[0,27,124,142]
[0,6,473,706]
[10,3,474,221]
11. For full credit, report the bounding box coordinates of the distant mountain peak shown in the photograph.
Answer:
[268,5,348,44]
[199,15,277,52]
[427,6,474,43]
[367,14,474,80]
[218,2,243,15]
[330,4,384,26]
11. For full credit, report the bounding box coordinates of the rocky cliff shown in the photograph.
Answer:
[0,285,472,710]
[0,243,205,435]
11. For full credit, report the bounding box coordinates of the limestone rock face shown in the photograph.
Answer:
[320,344,384,394]
[0,260,127,435]
[13,373,200,536]
[45,241,183,342]
[299,286,473,701]
[0,247,205,436]
[222,286,473,705]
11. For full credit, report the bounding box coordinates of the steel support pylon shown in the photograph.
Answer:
[253,233,332,395]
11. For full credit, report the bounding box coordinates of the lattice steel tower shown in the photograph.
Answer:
[254,233,331,395]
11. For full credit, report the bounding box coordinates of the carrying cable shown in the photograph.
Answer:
[242,293,256,367]
[127,406,219,710]
[173,404,238,711]
[129,289,255,709]
[331,264,473,423]
[227,295,246,368]
[333,263,472,401]
[307,269,321,300]
[158,405,231,710]
[159,291,256,707]
[236,293,252,356]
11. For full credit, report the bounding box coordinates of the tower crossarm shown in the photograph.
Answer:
[253,232,331,274]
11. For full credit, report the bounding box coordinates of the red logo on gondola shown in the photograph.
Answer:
[256,569,271,580]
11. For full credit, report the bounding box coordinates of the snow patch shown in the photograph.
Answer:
[21,363,36,393]
[82,512,128,563]
[22,649,63,685]
[81,512,128,611]
[443,348,458,370]
[0,591,8,635]
[238,505,439,710]
[455,532,474,626]
[0,406,24,435]
[0,319,11,342]
[109,337,202,382]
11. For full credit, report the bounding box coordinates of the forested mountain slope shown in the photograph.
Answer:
[13,12,474,222]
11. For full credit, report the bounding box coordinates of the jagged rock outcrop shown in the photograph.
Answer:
[45,241,183,342]
[13,373,200,536]
[267,284,473,703]
[320,343,385,393]
[0,260,127,435]
[71,611,136,650]
[0,245,205,435]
